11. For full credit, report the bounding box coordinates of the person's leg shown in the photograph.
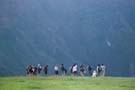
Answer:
[80,71,84,76]
[103,70,105,77]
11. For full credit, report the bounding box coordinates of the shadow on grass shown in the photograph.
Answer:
[17,80,26,82]
[27,86,42,90]
[120,85,135,89]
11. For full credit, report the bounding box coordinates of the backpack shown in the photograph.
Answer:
[64,69,67,74]
[61,66,65,71]
[98,66,102,72]
[44,67,48,71]
[88,66,92,71]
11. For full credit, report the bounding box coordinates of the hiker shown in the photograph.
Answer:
[69,66,73,76]
[26,65,30,76]
[101,64,106,77]
[33,66,38,76]
[92,70,97,77]
[72,64,78,76]
[97,64,102,76]
[28,65,33,76]
[61,64,65,76]
[54,64,59,76]
[80,64,85,76]
[87,64,92,76]
[37,64,42,75]
[64,68,67,75]
[43,65,49,76]
[61,64,67,76]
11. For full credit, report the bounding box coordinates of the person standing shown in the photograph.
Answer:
[28,65,33,76]
[69,66,73,76]
[97,64,102,76]
[80,64,85,76]
[37,64,42,75]
[33,66,38,76]
[44,65,49,76]
[26,65,30,76]
[101,64,106,77]
[54,64,59,76]
[72,64,78,76]
[87,64,92,76]
[61,64,66,76]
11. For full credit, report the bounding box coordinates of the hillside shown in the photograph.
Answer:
[0,0,135,76]
[0,76,135,90]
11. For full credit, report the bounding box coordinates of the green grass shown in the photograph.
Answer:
[0,76,135,90]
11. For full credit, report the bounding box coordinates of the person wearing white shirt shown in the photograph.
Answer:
[101,64,106,77]
[54,64,59,76]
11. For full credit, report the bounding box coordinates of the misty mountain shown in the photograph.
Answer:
[0,0,135,76]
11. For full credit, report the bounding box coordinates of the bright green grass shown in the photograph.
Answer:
[0,76,135,90]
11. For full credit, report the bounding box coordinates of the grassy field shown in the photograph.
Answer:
[0,76,135,90]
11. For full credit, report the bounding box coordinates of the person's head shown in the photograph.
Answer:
[98,64,100,66]
[80,64,83,67]
[93,70,96,73]
[102,64,104,66]
[38,64,40,66]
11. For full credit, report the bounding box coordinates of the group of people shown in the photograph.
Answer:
[25,64,106,77]
[26,64,48,76]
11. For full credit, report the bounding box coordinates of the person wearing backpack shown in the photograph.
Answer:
[61,64,66,76]
[28,65,33,76]
[37,64,42,75]
[44,65,48,76]
[87,64,92,76]
[33,66,38,76]
[97,64,102,76]
[80,64,85,76]
[72,64,78,76]
[69,66,73,76]
[101,64,106,77]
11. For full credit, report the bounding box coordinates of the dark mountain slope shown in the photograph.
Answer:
[0,0,135,76]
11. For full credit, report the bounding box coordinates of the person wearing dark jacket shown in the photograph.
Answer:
[44,65,49,76]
